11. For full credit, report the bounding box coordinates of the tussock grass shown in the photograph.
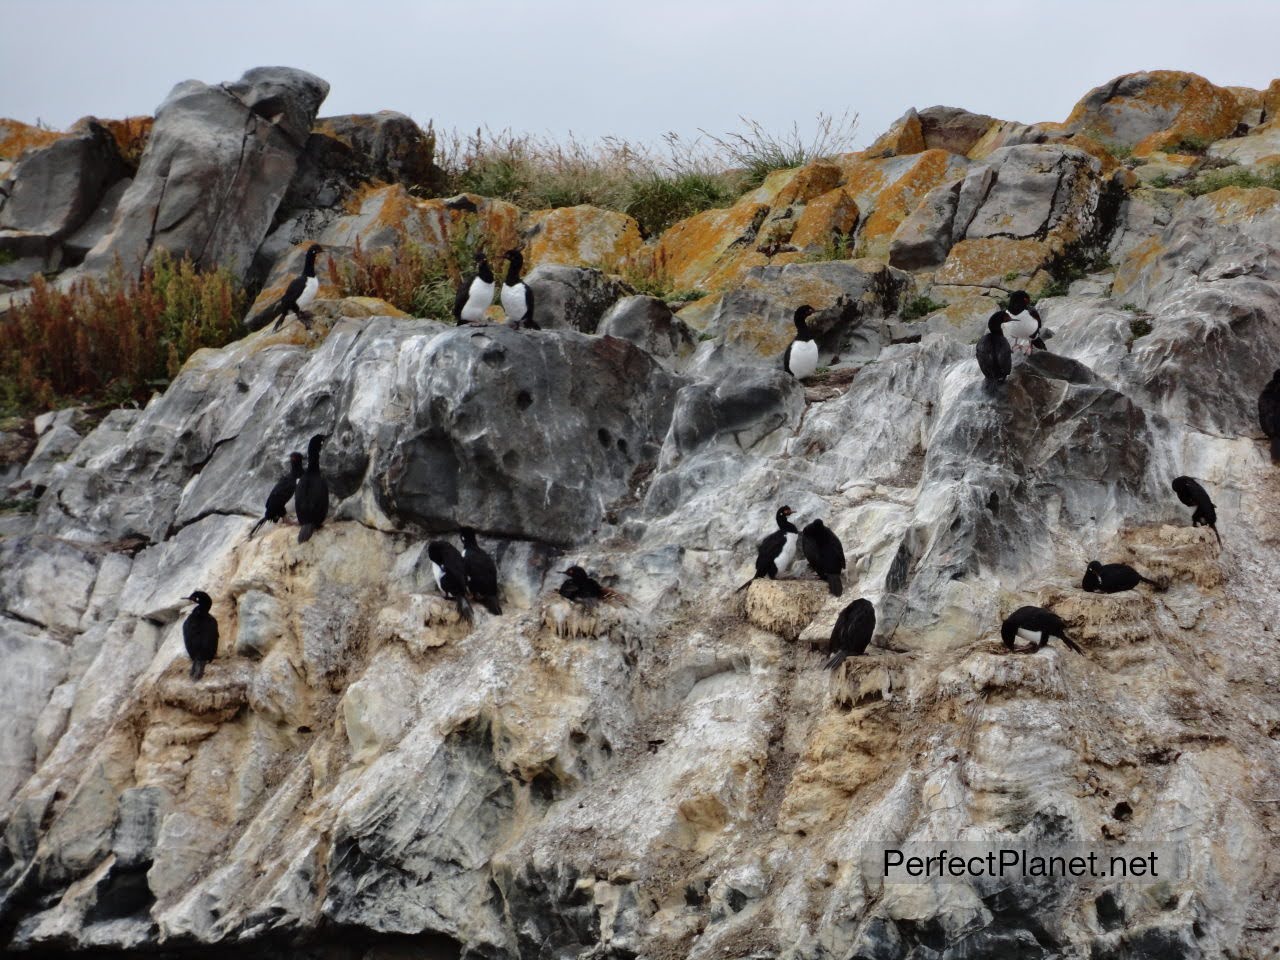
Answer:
[0,251,245,414]
[1184,164,1280,197]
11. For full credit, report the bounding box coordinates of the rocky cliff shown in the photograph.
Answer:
[2,68,1280,960]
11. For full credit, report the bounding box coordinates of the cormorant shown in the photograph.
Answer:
[1000,290,1044,354]
[800,518,846,596]
[737,506,799,591]
[294,434,329,543]
[975,312,1012,384]
[1001,605,1082,654]
[249,451,303,537]
[428,540,473,621]
[1171,475,1221,545]
[460,527,502,615]
[251,244,323,331]
[783,306,819,380]
[182,591,219,680]
[1082,561,1162,593]
[1260,368,1280,462]
[500,249,539,329]
[454,250,495,325]
[825,598,875,669]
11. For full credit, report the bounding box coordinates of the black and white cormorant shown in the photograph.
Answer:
[500,250,539,329]
[558,565,629,607]
[182,591,219,681]
[1171,476,1221,545]
[825,598,876,669]
[1259,368,1280,463]
[428,541,473,621]
[252,244,323,331]
[999,290,1044,355]
[249,451,303,537]
[975,311,1012,384]
[1082,561,1162,594]
[800,518,846,596]
[1001,605,1082,654]
[454,250,495,325]
[294,434,329,543]
[460,527,502,615]
[783,306,819,380]
[737,506,800,590]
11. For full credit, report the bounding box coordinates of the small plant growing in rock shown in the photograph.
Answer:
[0,249,17,267]
[1121,302,1138,312]
[700,111,859,189]
[901,295,946,321]
[1171,134,1212,155]
[1184,165,1280,197]
[1128,316,1153,339]
[802,234,854,263]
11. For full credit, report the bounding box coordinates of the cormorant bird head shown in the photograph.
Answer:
[1008,290,1031,312]
[504,249,523,269]
[561,565,589,580]
[459,526,477,545]
[307,434,327,456]
[474,250,489,265]
[304,244,322,262]
[426,541,449,564]
[988,313,1007,334]
[184,591,213,609]
[289,451,304,465]
[793,305,815,329]
[776,505,793,519]
[1086,560,1102,574]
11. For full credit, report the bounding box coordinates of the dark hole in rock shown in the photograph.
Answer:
[529,770,559,805]
[297,726,312,733]
[726,888,749,913]
[516,390,533,410]
[1095,890,1125,931]
[503,450,520,471]
[616,437,628,454]
[598,428,611,448]
[684,884,705,906]
[1112,801,1133,822]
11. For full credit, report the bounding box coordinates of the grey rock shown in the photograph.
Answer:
[113,786,166,869]
[598,295,695,362]
[916,105,1001,155]
[0,622,68,804]
[19,409,87,489]
[234,590,285,658]
[889,178,962,269]
[525,265,630,333]
[62,177,131,264]
[0,119,128,242]
[0,535,102,634]
[958,144,1102,241]
[83,67,328,279]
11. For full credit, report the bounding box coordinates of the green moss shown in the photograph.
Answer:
[0,249,16,266]
[901,295,946,321]
[1128,316,1153,339]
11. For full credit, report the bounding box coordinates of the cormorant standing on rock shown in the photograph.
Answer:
[825,598,875,669]
[783,306,819,380]
[294,434,329,543]
[249,451,303,537]
[252,245,323,331]
[1082,561,1163,594]
[737,506,799,591]
[1000,291,1044,355]
[500,250,539,329]
[182,591,218,681]
[454,250,495,325]
[460,527,502,615]
[1171,476,1221,545]
[801,518,846,596]
[1259,368,1280,462]
[428,541,473,622]
[975,312,1012,385]
[1002,606,1082,654]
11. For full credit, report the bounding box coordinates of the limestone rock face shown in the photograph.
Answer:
[83,67,328,279]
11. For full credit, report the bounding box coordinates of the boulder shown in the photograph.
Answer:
[0,118,128,247]
[525,264,630,333]
[0,119,68,161]
[1062,70,1243,157]
[522,205,643,269]
[597,295,695,361]
[83,67,329,279]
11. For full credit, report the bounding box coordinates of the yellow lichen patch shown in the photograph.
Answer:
[654,201,771,291]
[790,187,860,251]
[866,111,926,159]
[100,116,153,167]
[1263,80,1280,120]
[833,155,891,206]
[1199,184,1280,220]
[856,150,960,260]
[772,162,842,208]
[934,237,1052,289]
[0,118,68,160]
[1058,134,1120,175]
[1227,86,1265,114]
[522,205,643,270]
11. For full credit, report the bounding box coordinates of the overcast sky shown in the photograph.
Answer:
[4,1,1278,153]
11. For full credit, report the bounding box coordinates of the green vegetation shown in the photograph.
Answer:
[432,112,859,234]
[0,249,17,267]
[1184,164,1280,197]
[1170,134,1212,155]
[1129,316,1153,339]
[329,234,479,320]
[802,234,854,263]
[901,294,946,321]
[0,497,37,515]
[1121,302,1138,312]
[1040,247,1113,299]
[1147,174,1174,189]
[0,250,245,416]
[1003,271,1021,283]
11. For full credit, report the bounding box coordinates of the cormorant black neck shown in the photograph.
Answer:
[987,314,1006,334]
[290,453,304,477]
[504,252,524,285]
[187,591,212,612]
[793,307,814,342]
[306,434,325,471]
[303,246,321,278]
[476,256,494,284]
[775,509,797,534]
[460,528,478,548]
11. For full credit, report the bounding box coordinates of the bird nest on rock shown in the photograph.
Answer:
[1118,524,1222,589]
[542,596,627,641]
[373,593,468,656]
[1038,585,1162,649]
[743,578,830,641]
[935,649,1071,703]
[829,656,903,710]
[153,662,251,718]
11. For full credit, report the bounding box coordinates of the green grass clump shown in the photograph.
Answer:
[1170,134,1212,155]
[901,295,946,321]
[1184,165,1280,197]
[700,111,859,189]
[0,250,245,415]
[1129,316,1153,339]
[623,171,741,237]
[0,249,17,267]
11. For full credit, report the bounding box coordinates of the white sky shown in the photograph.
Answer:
[3,1,1278,151]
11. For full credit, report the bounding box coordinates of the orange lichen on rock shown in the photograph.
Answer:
[655,201,771,291]
[934,237,1053,289]
[522,205,643,270]
[100,116,153,167]
[857,149,964,260]
[772,162,842,208]
[0,118,68,160]
[790,187,860,250]
[865,110,926,159]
